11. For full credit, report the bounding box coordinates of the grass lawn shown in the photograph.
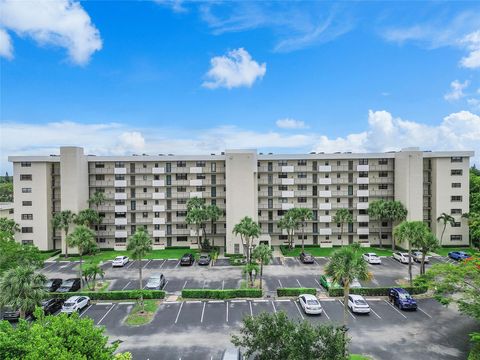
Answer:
[281,246,393,257]
[350,355,372,360]
[64,248,200,262]
[40,250,60,261]
[432,247,477,257]
[124,300,159,326]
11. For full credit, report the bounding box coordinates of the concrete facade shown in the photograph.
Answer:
[8,147,473,252]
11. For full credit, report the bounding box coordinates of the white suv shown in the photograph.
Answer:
[112,256,129,267]
[347,294,371,314]
[393,252,411,264]
[298,294,323,315]
[61,296,90,314]
[363,253,382,264]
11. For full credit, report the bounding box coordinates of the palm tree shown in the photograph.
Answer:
[278,210,300,249]
[368,200,386,248]
[386,201,408,250]
[74,208,102,229]
[127,227,152,313]
[52,210,76,258]
[205,204,223,249]
[411,230,439,275]
[82,261,105,291]
[186,197,209,250]
[252,244,273,289]
[292,208,313,252]
[242,262,259,288]
[325,244,370,326]
[0,265,47,319]
[437,213,456,247]
[88,191,107,211]
[232,216,261,264]
[393,221,428,285]
[66,225,97,284]
[333,208,353,246]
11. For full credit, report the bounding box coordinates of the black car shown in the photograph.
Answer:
[180,253,195,266]
[44,278,63,292]
[41,298,65,315]
[197,254,211,266]
[56,278,81,293]
[300,252,315,264]
[2,307,30,321]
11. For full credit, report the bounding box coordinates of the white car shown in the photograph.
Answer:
[363,253,382,264]
[393,252,411,264]
[411,251,430,263]
[61,296,90,314]
[347,294,371,314]
[112,256,129,267]
[298,294,323,315]
[350,278,362,288]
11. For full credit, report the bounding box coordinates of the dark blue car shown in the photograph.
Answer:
[448,251,471,261]
[389,288,417,311]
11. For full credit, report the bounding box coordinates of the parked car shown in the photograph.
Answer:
[221,347,242,360]
[299,252,315,264]
[319,275,339,290]
[388,288,417,311]
[363,253,382,264]
[145,274,166,290]
[347,294,371,314]
[448,251,471,261]
[197,254,211,266]
[112,255,129,267]
[180,253,195,266]
[411,251,430,263]
[341,278,362,288]
[56,278,81,293]
[393,252,411,264]
[40,298,65,315]
[44,278,63,292]
[61,296,90,314]
[298,294,323,315]
[2,306,31,321]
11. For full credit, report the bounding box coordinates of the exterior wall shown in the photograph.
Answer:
[225,150,258,254]
[0,203,14,220]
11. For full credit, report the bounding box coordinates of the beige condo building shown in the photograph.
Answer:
[8,146,473,254]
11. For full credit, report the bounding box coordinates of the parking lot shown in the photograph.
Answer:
[70,297,477,360]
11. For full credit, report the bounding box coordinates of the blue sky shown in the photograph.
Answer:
[1,0,479,172]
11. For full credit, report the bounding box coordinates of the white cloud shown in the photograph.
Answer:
[275,118,307,129]
[460,31,480,69]
[202,48,266,89]
[444,80,470,101]
[1,110,479,172]
[0,28,13,59]
[0,0,102,64]
[154,0,187,13]
[467,98,480,111]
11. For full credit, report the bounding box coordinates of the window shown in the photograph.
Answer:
[382,221,388,227]
[280,198,288,203]
[97,238,106,243]
[197,174,206,180]
[177,236,188,242]
[359,184,368,190]
[298,197,307,203]
[451,209,462,215]
[451,169,463,176]
[95,174,105,181]
[337,198,340,203]
[359,197,368,202]
[359,235,368,240]
[278,161,288,166]
[166,175,172,186]
[297,160,307,166]
[22,188,32,193]
[20,162,31,167]
[22,240,33,245]
[297,185,307,190]
[196,161,206,167]
[22,201,32,206]
[451,157,463,163]
[298,172,307,178]
[279,185,288,191]
[451,196,462,202]
[278,173,288,179]
[267,162,273,171]
[176,224,188,229]
[177,198,187,204]
[116,225,126,230]
[115,174,125,180]
[176,173,187,180]
[21,227,33,233]
[378,159,388,165]
[176,187,186,192]
[176,211,187,217]
[378,184,388,190]
[177,161,186,167]
[268,223,273,233]
[20,174,32,181]
[379,172,388,177]
[211,162,217,172]
[21,214,33,220]
[131,201,136,210]
[450,235,462,241]
[359,159,368,165]
[166,162,171,173]
[359,222,368,227]
[98,225,107,231]
[452,222,461,227]
[143,187,147,193]
[196,186,206,192]
[211,187,216,197]
[154,212,160,218]
[115,188,125,193]
[143,212,148,218]
[114,162,124,168]
[268,199,273,209]
[358,172,368,178]
[452,183,461,188]
[359,209,367,215]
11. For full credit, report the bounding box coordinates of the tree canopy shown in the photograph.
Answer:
[0,239,43,275]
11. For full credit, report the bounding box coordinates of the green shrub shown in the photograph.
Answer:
[229,257,246,266]
[327,286,428,297]
[50,290,165,300]
[277,288,316,297]
[182,289,262,299]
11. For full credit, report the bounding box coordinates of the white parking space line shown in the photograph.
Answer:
[226,302,229,322]
[208,300,224,303]
[370,307,382,319]
[231,300,247,303]
[275,299,290,302]
[249,301,253,316]
[202,280,206,289]
[338,300,356,320]
[43,262,56,271]
[186,300,201,304]
[254,299,268,303]
[175,260,181,268]
[174,302,184,324]
[417,307,432,319]
[121,281,131,290]
[142,260,152,269]
[200,302,206,323]
[383,300,408,319]
[126,261,135,269]
[97,304,116,325]
[322,306,330,320]
[182,280,188,290]
[271,300,277,313]
[294,301,305,320]
[79,304,92,317]
[296,279,303,287]
[314,279,322,288]
[277,279,284,288]
[221,280,225,290]
[314,258,321,266]
[163,280,169,290]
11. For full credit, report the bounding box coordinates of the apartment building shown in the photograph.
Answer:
[8,146,473,254]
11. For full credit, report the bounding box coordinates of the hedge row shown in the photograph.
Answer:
[327,286,428,297]
[277,288,316,297]
[50,290,166,300]
[182,289,262,299]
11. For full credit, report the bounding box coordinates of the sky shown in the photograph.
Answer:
[0,0,479,173]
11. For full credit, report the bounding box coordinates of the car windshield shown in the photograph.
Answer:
[200,255,208,259]
[306,299,319,305]
[114,257,123,261]
[354,299,368,305]
[148,278,160,284]
[399,293,412,300]
[63,280,75,285]
[370,254,378,258]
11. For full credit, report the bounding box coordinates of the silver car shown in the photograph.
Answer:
[144,274,166,290]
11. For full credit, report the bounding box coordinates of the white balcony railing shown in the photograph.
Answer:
[357,228,370,235]
[153,205,165,212]
[152,167,165,174]
[281,166,294,173]
[281,191,294,198]
[114,205,127,213]
[356,178,369,185]
[190,192,203,198]
[153,230,166,237]
[152,192,165,200]
[319,215,332,222]
[357,190,369,197]
[318,165,332,172]
[114,218,127,226]
[281,178,295,185]
[356,202,369,210]
[318,191,332,197]
[190,179,203,186]
[114,193,127,200]
[357,165,369,172]
[356,215,370,222]
[152,217,166,225]
[114,168,126,175]
[115,230,128,238]
[319,178,332,185]
[319,228,332,235]
[318,203,332,210]
[189,167,202,174]
[152,180,165,187]
[114,180,127,187]
[281,203,294,210]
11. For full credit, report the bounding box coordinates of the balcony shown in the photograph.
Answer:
[319,228,332,235]
[357,190,369,197]
[153,230,166,237]
[114,218,127,226]
[318,165,331,172]
[281,203,294,210]
[190,179,203,186]
[153,205,165,212]
[152,217,166,225]
[319,178,332,185]
[152,180,165,187]
[152,167,165,174]
[190,192,203,198]
[115,230,128,238]
[357,228,370,235]
[357,165,369,172]
[356,178,369,185]
[318,203,332,210]
[356,215,369,222]
[152,192,165,200]
[281,191,294,198]
[356,202,369,210]
[114,193,127,200]
[281,178,295,185]
[114,180,127,187]
[114,168,127,175]
[114,205,127,213]
[319,215,332,222]
[189,167,202,174]
[281,166,294,173]
[190,229,198,237]
[318,191,331,197]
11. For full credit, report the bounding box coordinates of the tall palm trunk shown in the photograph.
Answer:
[196,225,201,251]
[343,281,350,326]
[301,223,305,252]
[390,221,395,250]
[259,261,264,289]
[64,229,69,259]
[408,242,413,286]
[378,220,383,249]
[139,258,144,312]
[341,224,345,246]
[440,225,446,247]
[79,252,83,289]
[420,253,426,275]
